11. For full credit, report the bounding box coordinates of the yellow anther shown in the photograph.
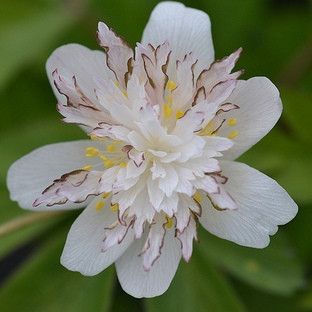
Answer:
[119,161,127,168]
[100,155,108,161]
[176,110,185,119]
[81,165,93,171]
[166,80,177,91]
[165,216,174,229]
[102,192,110,199]
[164,103,173,118]
[199,122,214,136]
[104,159,115,168]
[111,203,119,212]
[85,147,100,157]
[228,130,239,139]
[89,134,105,141]
[95,201,105,212]
[227,118,237,126]
[106,144,116,153]
[114,80,127,97]
[193,191,202,203]
[199,129,212,136]
[89,134,100,141]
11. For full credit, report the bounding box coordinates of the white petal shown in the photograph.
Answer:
[193,175,218,194]
[174,199,191,232]
[141,218,166,271]
[196,48,242,93]
[137,42,171,106]
[61,197,134,276]
[115,228,181,298]
[127,188,156,238]
[97,22,133,87]
[158,165,178,197]
[102,218,134,252]
[113,178,146,216]
[147,178,165,211]
[219,77,283,160]
[199,161,298,248]
[159,193,179,217]
[33,170,104,207]
[7,140,106,210]
[176,216,197,262]
[203,135,233,153]
[208,185,238,210]
[46,43,112,107]
[142,2,214,76]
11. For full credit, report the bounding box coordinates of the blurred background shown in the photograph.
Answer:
[0,0,311,311]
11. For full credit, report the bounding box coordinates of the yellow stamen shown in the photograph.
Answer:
[106,144,116,153]
[199,129,212,136]
[104,159,115,168]
[228,130,239,139]
[166,80,177,91]
[89,134,101,141]
[122,90,128,97]
[85,147,100,157]
[119,161,127,168]
[175,110,185,119]
[100,155,108,161]
[227,118,237,126]
[111,203,119,212]
[165,216,174,229]
[193,191,202,203]
[81,165,93,171]
[102,192,110,199]
[198,121,214,136]
[95,201,105,212]
[114,80,120,88]
[164,103,172,118]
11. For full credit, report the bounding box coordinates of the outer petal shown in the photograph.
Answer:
[7,140,107,210]
[199,161,298,248]
[61,197,134,276]
[115,228,181,298]
[142,2,214,75]
[219,77,283,160]
[97,22,133,87]
[46,43,113,108]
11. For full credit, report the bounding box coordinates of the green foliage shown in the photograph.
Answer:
[146,250,246,312]
[199,230,303,295]
[0,1,77,91]
[0,223,115,312]
[0,0,311,311]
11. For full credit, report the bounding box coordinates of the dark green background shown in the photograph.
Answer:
[0,0,311,311]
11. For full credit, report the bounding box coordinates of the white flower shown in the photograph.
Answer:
[7,2,297,298]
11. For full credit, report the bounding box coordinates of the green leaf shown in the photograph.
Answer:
[145,249,245,312]
[282,89,312,145]
[0,5,75,90]
[0,225,115,312]
[286,204,312,264]
[300,286,312,310]
[234,280,301,312]
[199,229,304,295]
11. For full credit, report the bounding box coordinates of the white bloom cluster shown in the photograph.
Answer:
[7,2,297,298]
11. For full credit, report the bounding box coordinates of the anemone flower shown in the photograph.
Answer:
[7,1,297,298]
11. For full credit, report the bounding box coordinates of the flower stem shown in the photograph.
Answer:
[0,211,65,238]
